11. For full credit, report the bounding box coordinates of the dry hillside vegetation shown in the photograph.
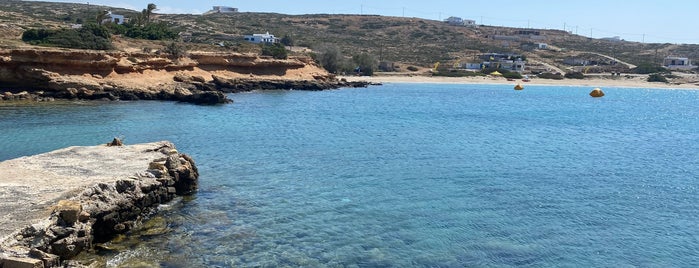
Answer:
[2,0,699,72]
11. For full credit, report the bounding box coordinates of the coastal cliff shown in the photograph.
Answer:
[0,141,198,267]
[0,49,372,104]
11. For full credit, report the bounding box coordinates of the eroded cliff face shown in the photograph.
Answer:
[0,48,351,104]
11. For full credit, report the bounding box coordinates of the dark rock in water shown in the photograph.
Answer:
[211,75,376,93]
[183,90,231,105]
[107,138,124,147]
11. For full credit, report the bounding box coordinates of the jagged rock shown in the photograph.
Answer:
[107,137,123,147]
[0,141,199,264]
[191,75,207,83]
[29,248,60,268]
[0,255,44,268]
[55,200,81,226]
[211,75,372,93]
[186,90,230,105]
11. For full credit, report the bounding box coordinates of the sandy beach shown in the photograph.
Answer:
[341,74,699,90]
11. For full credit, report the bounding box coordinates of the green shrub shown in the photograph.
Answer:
[261,43,288,59]
[647,73,668,83]
[503,72,523,79]
[564,72,585,79]
[125,22,179,40]
[537,72,564,80]
[281,34,294,46]
[318,46,342,73]
[352,53,376,76]
[21,23,112,50]
[407,66,419,72]
[633,63,667,74]
[433,70,485,77]
[163,42,187,58]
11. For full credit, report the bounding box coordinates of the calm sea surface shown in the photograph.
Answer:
[1,84,699,267]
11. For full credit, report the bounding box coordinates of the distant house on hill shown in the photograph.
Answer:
[244,32,279,44]
[563,57,590,66]
[663,56,695,70]
[212,6,238,13]
[445,16,465,25]
[601,36,622,42]
[102,11,125,25]
[444,16,477,27]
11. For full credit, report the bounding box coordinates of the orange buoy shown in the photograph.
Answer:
[514,84,524,90]
[590,88,605,97]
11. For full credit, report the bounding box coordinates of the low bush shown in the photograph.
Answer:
[647,73,668,83]
[407,66,419,72]
[564,72,585,79]
[22,23,112,50]
[434,70,485,77]
[163,42,187,58]
[261,43,288,59]
[124,22,179,40]
[537,72,565,80]
[633,63,667,74]
[503,72,523,79]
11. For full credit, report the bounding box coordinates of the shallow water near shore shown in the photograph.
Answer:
[2,84,699,267]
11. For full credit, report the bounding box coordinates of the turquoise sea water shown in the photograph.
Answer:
[1,84,699,267]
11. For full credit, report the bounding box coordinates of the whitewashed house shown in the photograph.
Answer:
[102,11,125,25]
[663,56,695,70]
[212,6,238,13]
[244,32,279,44]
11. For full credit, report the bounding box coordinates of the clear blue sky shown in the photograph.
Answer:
[35,0,699,44]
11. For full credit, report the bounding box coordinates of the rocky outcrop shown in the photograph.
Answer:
[212,76,376,93]
[0,49,376,105]
[0,141,198,267]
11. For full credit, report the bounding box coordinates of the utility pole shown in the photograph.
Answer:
[642,34,645,43]
[360,5,363,15]
[564,22,566,32]
[575,26,578,35]
[402,7,405,17]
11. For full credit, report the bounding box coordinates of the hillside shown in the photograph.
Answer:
[2,1,699,74]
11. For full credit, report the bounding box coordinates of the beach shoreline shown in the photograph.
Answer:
[340,74,699,90]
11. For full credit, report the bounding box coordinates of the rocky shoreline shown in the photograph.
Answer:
[0,49,377,105]
[0,141,198,267]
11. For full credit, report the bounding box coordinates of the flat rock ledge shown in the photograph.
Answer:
[0,141,198,267]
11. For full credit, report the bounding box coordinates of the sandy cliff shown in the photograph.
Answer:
[0,48,370,104]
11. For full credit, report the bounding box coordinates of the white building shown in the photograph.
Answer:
[464,19,477,27]
[102,11,125,25]
[663,56,695,70]
[212,6,238,13]
[445,17,477,27]
[244,32,279,44]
